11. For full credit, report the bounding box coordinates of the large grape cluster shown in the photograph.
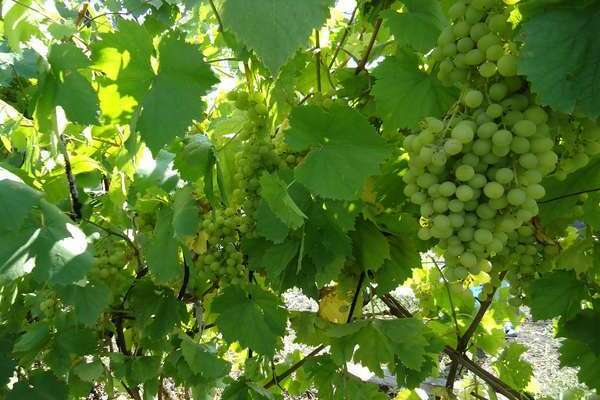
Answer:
[194,90,282,286]
[404,0,559,281]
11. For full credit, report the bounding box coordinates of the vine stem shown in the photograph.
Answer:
[379,291,530,400]
[445,270,508,391]
[430,257,461,341]
[328,5,358,70]
[355,18,382,75]
[207,0,224,32]
[55,109,82,221]
[314,29,322,93]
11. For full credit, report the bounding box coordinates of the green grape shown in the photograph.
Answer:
[487,13,509,34]
[465,6,485,24]
[469,173,487,188]
[460,252,477,268]
[420,203,434,217]
[411,192,427,204]
[470,22,489,41]
[474,228,493,245]
[443,43,458,57]
[476,203,496,219]
[478,61,497,78]
[513,120,537,137]
[456,164,475,181]
[477,122,498,139]
[433,197,449,213]
[462,153,480,167]
[449,199,465,212]
[492,129,512,146]
[521,169,542,184]
[495,167,514,184]
[502,111,523,126]
[510,137,530,154]
[457,37,475,53]
[458,227,474,241]
[448,1,467,20]
[451,123,475,143]
[507,188,526,205]
[452,20,470,36]
[449,213,465,228]
[477,33,500,52]
[483,182,504,199]
[424,117,444,133]
[530,137,553,153]
[464,90,484,108]
[472,139,492,155]
[519,153,538,169]
[439,181,457,197]
[488,82,508,101]
[445,139,464,156]
[433,214,451,230]
[485,44,504,61]
[497,54,518,76]
[465,49,485,65]
[456,185,474,201]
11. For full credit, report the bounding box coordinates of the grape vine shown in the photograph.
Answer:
[0,0,599,399]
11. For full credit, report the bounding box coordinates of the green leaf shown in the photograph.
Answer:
[3,0,39,52]
[372,54,458,130]
[0,178,41,230]
[379,319,429,371]
[128,281,186,340]
[32,200,94,285]
[222,0,334,74]
[47,43,99,125]
[259,172,306,229]
[258,239,299,282]
[518,4,600,117]
[493,343,533,390]
[92,19,155,101]
[180,336,231,379]
[137,33,218,154]
[558,309,600,354]
[212,285,288,357]
[173,134,215,182]
[172,186,200,240]
[128,356,161,385]
[58,282,111,326]
[286,105,391,200]
[143,207,182,284]
[383,0,445,53]
[13,322,50,355]
[526,270,585,321]
[373,236,418,294]
[7,371,68,400]
[72,360,105,383]
[256,200,289,243]
[352,219,390,272]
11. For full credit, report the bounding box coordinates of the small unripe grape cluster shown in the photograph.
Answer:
[548,116,600,180]
[403,107,557,280]
[89,238,132,287]
[429,0,517,87]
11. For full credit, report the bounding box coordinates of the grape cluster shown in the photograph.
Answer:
[549,117,600,180]
[89,237,133,287]
[404,0,559,281]
[194,90,283,286]
[430,0,517,86]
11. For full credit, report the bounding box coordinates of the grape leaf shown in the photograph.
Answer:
[91,19,155,101]
[379,319,430,371]
[518,4,600,118]
[173,134,215,182]
[13,322,50,355]
[558,309,600,354]
[47,43,99,125]
[383,0,446,53]
[493,343,533,390]
[31,201,94,286]
[172,186,200,240]
[258,239,300,282]
[180,336,231,379]
[222,0,334,74]
[526,270,585,321]
[372,54,458,130]
[212,285,288,357]
[136,33,218,154]
[0,178,41,230]
[58,282,111,327]
[6,371,68,400]
[143,207,182,284]
[351,219,390,272]
[259,172,306,229]
[2,0,39,52]
[256,200,289,243]
[286,105,391,200]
